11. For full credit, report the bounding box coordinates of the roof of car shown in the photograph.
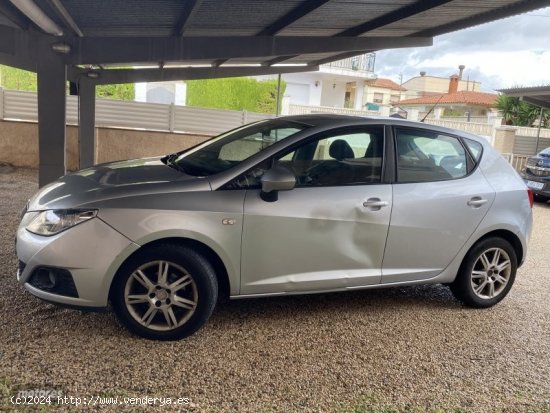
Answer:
[278,114,488,143]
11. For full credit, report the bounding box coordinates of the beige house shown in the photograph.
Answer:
[397,75,497,121]
[402,69,481,100]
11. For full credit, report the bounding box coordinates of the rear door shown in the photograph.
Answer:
[382,127,495,283]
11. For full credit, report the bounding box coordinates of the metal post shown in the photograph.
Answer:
[535,106,543,153]
[275,73,281,116]
[37,52,67,187]
[78,78,96,169]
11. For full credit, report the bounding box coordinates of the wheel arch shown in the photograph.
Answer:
[108,237,231,303]
[472,229,524,267]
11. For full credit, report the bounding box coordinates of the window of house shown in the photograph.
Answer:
[395,128,468,183]
[390,95,400,103]
[373,93,384,103]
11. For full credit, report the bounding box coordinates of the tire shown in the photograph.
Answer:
[111,243,218,340]
[450,237,517,308]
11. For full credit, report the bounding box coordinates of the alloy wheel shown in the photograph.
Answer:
[124,260,198,331]
[470,247,512,300]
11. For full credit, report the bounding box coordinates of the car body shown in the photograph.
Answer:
[16,115,533,339]
[521,146,550,202]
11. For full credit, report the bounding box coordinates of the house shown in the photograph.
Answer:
[259,53,377,111]
[363,78,406,109]
[397,75,498,121]
[402,66,481,100]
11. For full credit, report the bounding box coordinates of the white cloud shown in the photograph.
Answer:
[374,7,550,92]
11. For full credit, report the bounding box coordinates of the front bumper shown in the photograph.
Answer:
[16,215,139,308]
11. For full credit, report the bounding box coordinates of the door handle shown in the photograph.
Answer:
[363,198,389,210]
[467,197,488,208]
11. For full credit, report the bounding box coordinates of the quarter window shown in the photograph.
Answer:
[395,128,468,183]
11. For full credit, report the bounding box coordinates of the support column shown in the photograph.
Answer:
[37,53,67,187]
[78,78,96,169]
[354,80,364,111]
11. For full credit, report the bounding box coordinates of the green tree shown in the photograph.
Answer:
[0,65,37,91]
[1,65,134,100]
[496,94,549,127]
[186,77,286,114]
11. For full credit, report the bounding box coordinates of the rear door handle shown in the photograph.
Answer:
[363,198,389,210]
[467,197,488,208]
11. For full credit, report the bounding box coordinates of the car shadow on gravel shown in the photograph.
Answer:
[213,283,461,320]
[9,283,463,340]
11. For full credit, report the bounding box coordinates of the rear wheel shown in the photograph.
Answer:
[450,237,517,308]
[112,244,218,340]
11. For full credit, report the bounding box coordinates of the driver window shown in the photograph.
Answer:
[275,127,384,187]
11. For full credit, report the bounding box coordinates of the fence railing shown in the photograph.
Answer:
[0,88,273,135]
[501,153,529,172]
[287,104,379,117]
[323,53,375,73]
[423,119,494,137]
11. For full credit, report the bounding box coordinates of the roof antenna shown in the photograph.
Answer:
[420,94,444,122]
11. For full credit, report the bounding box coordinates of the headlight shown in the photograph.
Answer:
[26,209,97,236]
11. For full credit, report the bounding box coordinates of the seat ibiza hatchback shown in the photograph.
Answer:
[16,115,533,340]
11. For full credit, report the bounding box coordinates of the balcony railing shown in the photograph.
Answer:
[322,53,375,73]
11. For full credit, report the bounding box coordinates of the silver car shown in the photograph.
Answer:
[16,115,533,340]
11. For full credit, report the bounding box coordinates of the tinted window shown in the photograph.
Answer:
[395,128,468,183]
[275,128,384,187]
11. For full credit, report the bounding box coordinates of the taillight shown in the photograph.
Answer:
[527,188,534,208]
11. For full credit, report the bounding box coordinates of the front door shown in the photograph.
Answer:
[239,126,392,295]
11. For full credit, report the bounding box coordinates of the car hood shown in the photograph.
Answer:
[27,157,211,210]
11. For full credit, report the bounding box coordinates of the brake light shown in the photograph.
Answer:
[527,188,534,208]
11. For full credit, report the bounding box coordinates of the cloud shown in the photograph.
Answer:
[374,7,550,91]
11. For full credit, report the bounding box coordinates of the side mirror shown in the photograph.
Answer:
[260,166,296,202]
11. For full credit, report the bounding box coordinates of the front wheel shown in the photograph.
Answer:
[111,244,218,340]
[450,237,517,308]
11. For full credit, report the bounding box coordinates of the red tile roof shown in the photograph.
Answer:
[366,78,406,91]
[398,91,497,107]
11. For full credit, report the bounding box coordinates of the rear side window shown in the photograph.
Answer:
[395,128,468,183]
[463,138,483,162]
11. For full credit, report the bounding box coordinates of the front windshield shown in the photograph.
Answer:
[169,120,308,176]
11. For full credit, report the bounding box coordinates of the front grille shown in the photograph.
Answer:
[28,267,79,298]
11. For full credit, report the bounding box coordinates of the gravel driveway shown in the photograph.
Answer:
[1,168,549,413]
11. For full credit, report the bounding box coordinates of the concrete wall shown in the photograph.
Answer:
[0,120,211,170]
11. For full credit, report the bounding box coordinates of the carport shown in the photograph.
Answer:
[0,0,547,186]
[499,85,550,150]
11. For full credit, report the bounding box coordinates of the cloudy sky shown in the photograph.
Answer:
[374,6,550,92]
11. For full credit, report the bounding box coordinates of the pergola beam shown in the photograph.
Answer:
[412,0,550,37]
[0,1,30,30]
[337,0,453,36]
[174,0,203,35]
[257,0,332,35]
[68,35,432,65]
[69,65,319,85]
[47,0,84,37]
[261,55,299,66]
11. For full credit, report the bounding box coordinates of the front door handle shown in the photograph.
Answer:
[467,197,488,208]
[363,198,389,210]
